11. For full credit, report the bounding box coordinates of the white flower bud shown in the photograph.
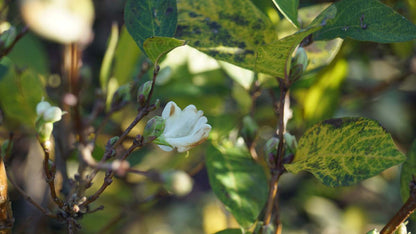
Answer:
[43,106,63,123]
[156,101,211,152]
[36,101,51,116]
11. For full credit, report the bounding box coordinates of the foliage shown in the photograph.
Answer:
[0,0,415,233]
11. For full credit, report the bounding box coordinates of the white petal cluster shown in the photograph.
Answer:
[157,101,211,152]
[36,101,64,123]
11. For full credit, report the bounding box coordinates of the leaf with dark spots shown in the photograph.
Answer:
[286,117,406,187]
[125,0,178,54]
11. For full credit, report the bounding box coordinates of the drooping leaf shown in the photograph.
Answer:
[143,36,186,65]
[285,117,406,187]
[272,0,299,27]
[215,229,244,234]
[302,59,348,125]
[311,0,416,43]
[124,0,177,53]
[0,59,46,126]
[113,26,142,86]
[206,143,268,228]
[400,140,416,221]
[100,23,119,92]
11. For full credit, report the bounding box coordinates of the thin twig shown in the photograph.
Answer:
[40,142,65,209]
[380,176,416,234]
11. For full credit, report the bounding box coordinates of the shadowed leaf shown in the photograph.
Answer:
[125,0,177,53]
[206,143,267,228]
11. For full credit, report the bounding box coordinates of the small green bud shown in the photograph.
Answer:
[395,222,408,234]
[264,137,279,167]
[366,229,379,234]
[241,116,258,144]
[284,132,298,154]
[293,47,308,72]
[137,81,152,104]
[109,136,119,146]
[161,170,193,197]
[143,116,166,143]
[111,84,131,108]
[37,122,53,143]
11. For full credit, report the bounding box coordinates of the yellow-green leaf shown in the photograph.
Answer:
[143,36,186,65]
[285,117,406,187]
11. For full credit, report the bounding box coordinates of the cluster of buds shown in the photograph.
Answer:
[264,133,298,168]
[35,100,65,143]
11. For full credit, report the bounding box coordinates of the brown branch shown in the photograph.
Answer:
[380,176,416,234]
[40,142,65,209]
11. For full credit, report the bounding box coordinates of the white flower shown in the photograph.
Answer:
[36,101,64,123]
[157,101,211,152]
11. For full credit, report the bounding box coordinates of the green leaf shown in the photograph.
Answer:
[8,33,49,75]
[175,0,320,77]
[124,0,177,53]
[215,229,244,234]
[285,117,406,187]
[0,59,46,126]
[143,36,186,65]
[113,26,142,86]
[400,140,416,221]
[255,27,320,78]
[206,143,268,228]
[311,0,416,43]
[272,0,299,27]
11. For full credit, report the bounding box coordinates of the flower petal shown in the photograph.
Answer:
[158,144,173,152]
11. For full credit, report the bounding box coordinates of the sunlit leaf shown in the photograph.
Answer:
[124,0,177,53]
[100,23,119,92]
[400,139,416,221]
[206,143,267,228]
[302,59,348,125]
[143,36,186,65]
[113,26,142,86]
[272,0,299,27]
[286,117,406,187]
[311,0,416,43]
